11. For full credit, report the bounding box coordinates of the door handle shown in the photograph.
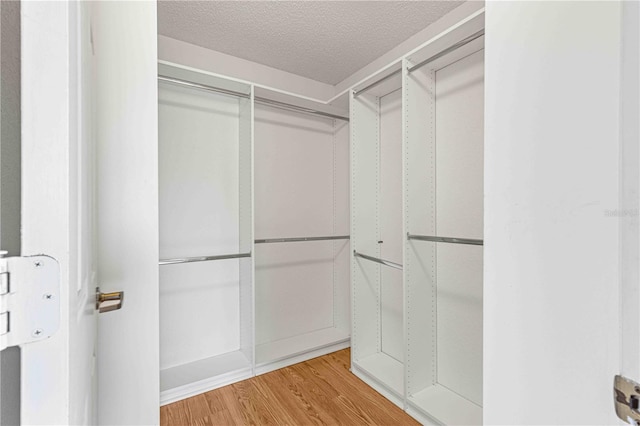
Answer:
[96,288,124,313]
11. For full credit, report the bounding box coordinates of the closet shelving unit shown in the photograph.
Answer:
[350,62,406,406]
[156,8,486,425]
[350,12,485,425]
[253,86,351,374]
[404,29,484,426]
[157,63,351,403]
[158,63,255,404]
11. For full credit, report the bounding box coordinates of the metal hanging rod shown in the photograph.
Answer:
[407,29,485,73]
[353,251,403,271]
[353,68,402,98]
[158,75,251,99]
[159,252,251,266]
[254,97,349,121]
[158,75,349,122]
[407,234,483,246]
[255,235,350,244]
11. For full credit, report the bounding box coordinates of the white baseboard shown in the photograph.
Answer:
[160,367,253,406]
[255,338,350,376]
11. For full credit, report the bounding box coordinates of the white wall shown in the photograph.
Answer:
[484,2,621,424]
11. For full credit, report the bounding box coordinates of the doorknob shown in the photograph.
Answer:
[96,287,124,313]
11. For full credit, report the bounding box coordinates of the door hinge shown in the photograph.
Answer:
[615,375,640,425]
[0,252,60,351]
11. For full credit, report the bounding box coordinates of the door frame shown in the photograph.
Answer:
[20,2,160,424]
[20,1,75,423]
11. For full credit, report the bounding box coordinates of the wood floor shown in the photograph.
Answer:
[160,349,420,425]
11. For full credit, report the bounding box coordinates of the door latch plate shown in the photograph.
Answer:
[615,375,640,425]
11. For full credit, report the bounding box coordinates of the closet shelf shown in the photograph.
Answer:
[159,252,251,265]
[353,251,403,270]
[255,327,349,369]
[407,234,483,246]
[408,384,482,426]
[160,350,252,405]
[353,352,404,397]
[255,235,349,244]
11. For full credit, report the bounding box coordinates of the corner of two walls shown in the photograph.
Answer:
[158,1,484,104]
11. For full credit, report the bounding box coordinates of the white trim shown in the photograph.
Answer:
[158,59,333,107]
[327,7,484,104]
[20,2,71,423]
[158,7,485,108]
[160,367,253,406]
[255,339,350,376]
[158,34,335,101]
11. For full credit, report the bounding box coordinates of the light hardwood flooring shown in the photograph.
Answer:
[160,349,420,425]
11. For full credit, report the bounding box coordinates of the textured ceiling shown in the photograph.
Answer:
[158,1,464,85]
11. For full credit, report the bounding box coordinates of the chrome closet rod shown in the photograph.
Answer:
[254,97,349,121]
[353,251,403,271]
[255,235,350,244]
[352,68,402,98]
[407,29,485,73]
[159,252,251,266]
[158,75,349,122]
[158,75,251,99]
[407,234,483,246]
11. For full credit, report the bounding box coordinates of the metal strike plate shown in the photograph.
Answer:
[0,255,60,350]
[615,375,640,425]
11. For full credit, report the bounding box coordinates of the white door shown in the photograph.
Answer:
[484,1,637,425]
[19,2,159,425]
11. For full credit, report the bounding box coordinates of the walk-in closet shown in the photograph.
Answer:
[156,2,485,424]
[19,1,626,425]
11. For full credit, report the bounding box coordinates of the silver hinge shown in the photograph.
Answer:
[0,252,60,351]
[615,375,640,425]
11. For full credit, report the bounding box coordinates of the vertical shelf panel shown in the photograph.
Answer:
[238,87,255,371]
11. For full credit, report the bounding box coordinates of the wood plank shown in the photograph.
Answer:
[161,349,419,425]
